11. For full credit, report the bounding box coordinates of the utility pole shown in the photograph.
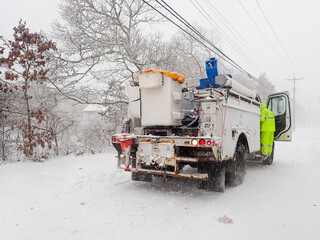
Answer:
[286,74,303,131]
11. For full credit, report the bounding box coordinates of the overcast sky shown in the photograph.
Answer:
[1,0,319,105]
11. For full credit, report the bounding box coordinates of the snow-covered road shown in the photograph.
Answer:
[1,127,320,240]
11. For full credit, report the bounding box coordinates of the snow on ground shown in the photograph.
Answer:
[1,127,320,240]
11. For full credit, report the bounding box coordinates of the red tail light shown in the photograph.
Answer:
[113,137,117,142]
[199,139,206,146]
[125,118,132,124]
[207,140,212,145]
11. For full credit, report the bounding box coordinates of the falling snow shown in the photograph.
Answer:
[1,127,319,240]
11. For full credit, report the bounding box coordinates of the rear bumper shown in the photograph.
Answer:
[112,134,221,180]
[131,169,208,181]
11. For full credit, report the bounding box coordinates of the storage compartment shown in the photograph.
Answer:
[128,85,141,118]
[138,71,183,127]
[139,72,163,89]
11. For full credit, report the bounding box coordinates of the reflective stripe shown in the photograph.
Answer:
[261,152,272,156]
[263,110,274,119]
[262,144,273,147]
[261,107,276,131]
[261,151,272,153]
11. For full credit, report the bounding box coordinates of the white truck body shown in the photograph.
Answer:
[112,71,292,191]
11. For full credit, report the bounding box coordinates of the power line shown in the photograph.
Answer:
[156,0,241,68]
[151,1,250,74]
[255,0,299,72]
[194,0,289,90]
[181,0,309,103]
[203,0,287,82]
[238,0,295,73]
[144,0,266,85]
[159,0,289,91]
[152,0,227,58]
[190,0,265,75]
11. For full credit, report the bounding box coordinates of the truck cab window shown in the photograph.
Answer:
[268,96,286,116]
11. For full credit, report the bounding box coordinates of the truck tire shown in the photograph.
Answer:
[226,144,246,187]
[262,142,275,165]
[131,172,153,182]
[197,162,226,192]
[131,158,136,170]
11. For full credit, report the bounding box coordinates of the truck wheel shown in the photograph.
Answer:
[226,144,246,187]
[197,162,226,192]
[131,172,153,182]
[131,158,136,170]
[262,142,275,165]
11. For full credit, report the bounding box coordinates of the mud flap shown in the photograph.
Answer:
[198,163,226,192]
[118,136,135,171]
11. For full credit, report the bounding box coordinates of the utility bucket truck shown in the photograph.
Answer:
[112,58,292,192]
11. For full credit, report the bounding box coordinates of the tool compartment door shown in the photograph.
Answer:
[267,91,292,141]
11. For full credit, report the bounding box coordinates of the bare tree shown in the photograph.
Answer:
[49,0,180,143]
[166,27,220,79]
[48,0,228,155]
[50,0,160,105]
[255,73,276,103]
[0,20,57,160]
[0,92,11,161]
[31,82,76,156]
